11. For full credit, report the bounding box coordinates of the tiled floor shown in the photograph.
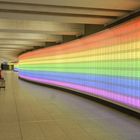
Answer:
[0,71,140,140]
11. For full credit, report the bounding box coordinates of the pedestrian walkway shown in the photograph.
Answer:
[0,71,140,140]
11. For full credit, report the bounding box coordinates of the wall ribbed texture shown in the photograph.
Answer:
[16,17,140,112]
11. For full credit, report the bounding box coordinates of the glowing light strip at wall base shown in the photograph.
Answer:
[20,74,140,111]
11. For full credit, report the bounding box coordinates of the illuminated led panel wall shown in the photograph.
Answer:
[17,17,140,112]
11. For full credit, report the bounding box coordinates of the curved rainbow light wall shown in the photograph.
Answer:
[16,17,140,112]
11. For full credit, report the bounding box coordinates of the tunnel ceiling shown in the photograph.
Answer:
[0,0,139,63]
